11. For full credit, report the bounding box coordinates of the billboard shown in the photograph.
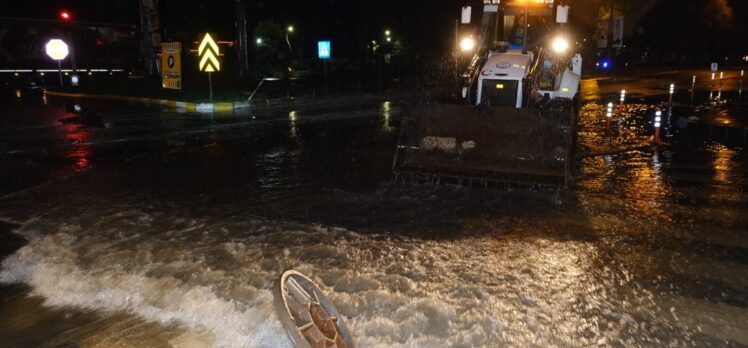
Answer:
[161,42,181,90]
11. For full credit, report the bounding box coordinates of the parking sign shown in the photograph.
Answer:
[318,41,331,60]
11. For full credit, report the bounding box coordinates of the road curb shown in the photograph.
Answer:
[45,91,248,114]
[44,90,395,113]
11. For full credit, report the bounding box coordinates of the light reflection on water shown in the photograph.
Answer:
[288,110,299,141]
[382,101,394,133]
[712,144,736,185]
[622,151,675,222]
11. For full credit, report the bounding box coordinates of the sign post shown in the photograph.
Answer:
[45,39,69,88]
[606,102,613,133]
[318,41,331,96]
[654,109,662,144]
[612,17,624,48]
[161,42,182,90]
[198,33,220,102]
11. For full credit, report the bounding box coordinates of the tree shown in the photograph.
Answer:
[702,0,734,32]
[702,0,734,58]
[252,20,284,78]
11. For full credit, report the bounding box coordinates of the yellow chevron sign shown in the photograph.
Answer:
[198,33,220,72]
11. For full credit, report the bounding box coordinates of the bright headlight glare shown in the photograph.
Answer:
[552,36,569,53]
[460,37,476,52]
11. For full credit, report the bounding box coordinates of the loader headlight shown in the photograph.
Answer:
[460,37,476,52]
[551,36,570,54]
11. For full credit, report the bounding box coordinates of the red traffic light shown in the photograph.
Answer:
[59,10,72,21]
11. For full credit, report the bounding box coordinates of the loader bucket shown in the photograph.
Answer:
[393,104,577,187]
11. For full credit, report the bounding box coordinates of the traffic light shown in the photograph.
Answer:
[59,10,72,21]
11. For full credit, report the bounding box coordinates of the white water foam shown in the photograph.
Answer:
[1,231,289,348]
[0,205,736,347]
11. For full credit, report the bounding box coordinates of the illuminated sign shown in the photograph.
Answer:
[198,33,220,72]
[318,41,331,60]
[161,42,181,89]
[503,0,554,15]
[505,0,554,7]
[45,39,69,60]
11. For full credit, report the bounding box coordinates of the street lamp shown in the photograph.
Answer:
[285,25,294,53]
[385,30,391,37]
[551,36,570,54]
[256,38,263,46]
[459,36,476,52]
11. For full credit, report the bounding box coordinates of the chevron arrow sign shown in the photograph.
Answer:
[198,33,220,72]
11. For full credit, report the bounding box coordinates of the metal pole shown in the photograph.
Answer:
[691,75,696,104]
[668,83,674,105]
[57,60,63,87]
[607,0,614,60]
[378,53,383,92]
[606,102,613,134]
[654,109,662,144]
[235,0,249,77]
[285,33,292,99]
[323,60,328,96]
[208,72,213,102]
[455,19,459,48]
[522,1,529,54]
[65,31,77,72]
[247,79,266,103]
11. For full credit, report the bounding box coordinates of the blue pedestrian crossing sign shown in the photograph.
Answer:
[318,41,331,60]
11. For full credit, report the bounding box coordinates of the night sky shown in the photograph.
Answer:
[1,0,746,64]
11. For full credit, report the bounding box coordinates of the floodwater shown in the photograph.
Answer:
[0,85,747,347]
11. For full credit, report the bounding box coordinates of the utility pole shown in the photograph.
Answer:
[607,0,614,60]
[236,0,249,77]
[139,0,160,75]
[522,0,529,54]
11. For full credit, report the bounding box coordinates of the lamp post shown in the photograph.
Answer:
[285,25,294,99]
[286,26,294,53]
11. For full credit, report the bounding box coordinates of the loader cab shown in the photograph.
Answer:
[475,52,532,108]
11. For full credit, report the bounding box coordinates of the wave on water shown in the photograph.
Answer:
[1,206,738,347]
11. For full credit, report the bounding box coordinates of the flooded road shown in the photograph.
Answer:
[1,83,747,347]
